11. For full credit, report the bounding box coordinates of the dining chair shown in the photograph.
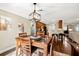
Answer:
[20,37,32,56]
[35,35,49,56]
[16,33,27,56]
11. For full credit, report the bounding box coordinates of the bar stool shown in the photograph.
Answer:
[59,33,65,42]
[50,37,54,56]
[52,34,58,44]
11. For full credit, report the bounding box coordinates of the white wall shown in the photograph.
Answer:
[0,9,31,54]
[69,23,79,44]
[69,32,79,43]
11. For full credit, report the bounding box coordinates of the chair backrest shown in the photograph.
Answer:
[20,37,31,56]
[21,37,31,45]
[52,34,59,43]
[52,34,58,39]
[19,32,27,37]
[59,33,65,41]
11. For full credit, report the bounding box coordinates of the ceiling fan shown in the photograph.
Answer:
[28,3,43,22]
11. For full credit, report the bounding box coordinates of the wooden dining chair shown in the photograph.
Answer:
[20,37,32,56]
[35,35,49,56]
[16,33,27,56]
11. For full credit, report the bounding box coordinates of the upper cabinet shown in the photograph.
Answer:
[36,21,46,32]
[58,20,63,29]
[36,21,48,36]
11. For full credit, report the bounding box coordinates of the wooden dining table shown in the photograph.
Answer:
[16,36,52,56]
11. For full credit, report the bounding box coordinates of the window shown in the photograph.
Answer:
[75,24,79,31]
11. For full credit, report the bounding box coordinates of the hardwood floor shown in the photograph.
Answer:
[53,37,72,56]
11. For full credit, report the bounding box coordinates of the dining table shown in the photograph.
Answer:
[16,35,52,56]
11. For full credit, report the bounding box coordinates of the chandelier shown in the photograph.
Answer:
[29,3,41,21]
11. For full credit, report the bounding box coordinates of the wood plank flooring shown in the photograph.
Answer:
[53,38,72,55]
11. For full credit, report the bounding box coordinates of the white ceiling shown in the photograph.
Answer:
[0,3,79,24]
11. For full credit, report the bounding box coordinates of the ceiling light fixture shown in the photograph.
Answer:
[29,3,41,21]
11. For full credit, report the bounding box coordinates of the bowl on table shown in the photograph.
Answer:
[30,36,41,41]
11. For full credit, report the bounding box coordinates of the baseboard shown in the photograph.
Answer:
[0,45,16,54]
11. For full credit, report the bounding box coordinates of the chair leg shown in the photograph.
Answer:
[50,42,54,56]
[16,42,19,56]
[16,47,18,56]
